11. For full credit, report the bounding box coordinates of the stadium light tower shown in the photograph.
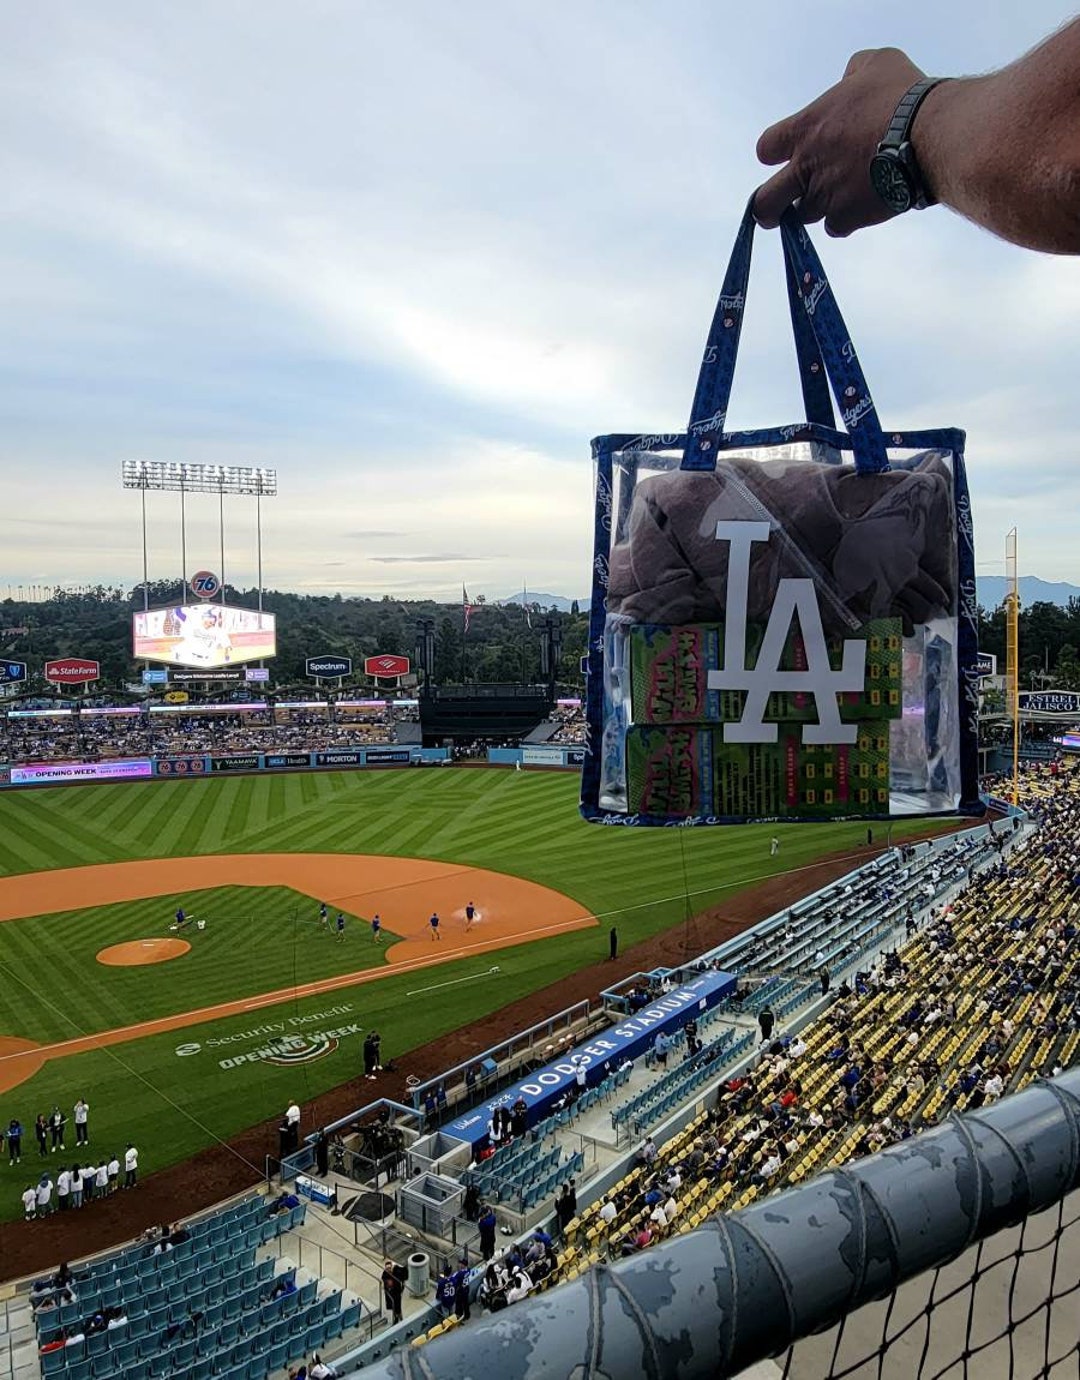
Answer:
[121,461,277,613]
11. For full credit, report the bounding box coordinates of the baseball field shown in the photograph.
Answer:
[0,766,938,1227]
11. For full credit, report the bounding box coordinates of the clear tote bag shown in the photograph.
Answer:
[581,207,981,826]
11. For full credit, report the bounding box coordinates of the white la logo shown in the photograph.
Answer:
[706,521,865,745]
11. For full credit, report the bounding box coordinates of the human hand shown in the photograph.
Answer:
[754,47,927,236]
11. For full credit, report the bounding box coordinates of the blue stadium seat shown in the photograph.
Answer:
[40,1351,65,1377]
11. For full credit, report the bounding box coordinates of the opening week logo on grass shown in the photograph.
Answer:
[174,1003,362,1072]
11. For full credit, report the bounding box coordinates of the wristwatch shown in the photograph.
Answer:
[869,78,945,215]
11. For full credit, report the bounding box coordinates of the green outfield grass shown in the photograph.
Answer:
[0,768,943,1224]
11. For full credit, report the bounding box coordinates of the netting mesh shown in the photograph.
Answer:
[777,1188,1080,1380]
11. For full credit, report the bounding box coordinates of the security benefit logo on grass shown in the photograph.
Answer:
[174,1003,362,1072]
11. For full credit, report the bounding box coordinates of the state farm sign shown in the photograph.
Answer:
[364,654,410,678]
[44,658,100,686]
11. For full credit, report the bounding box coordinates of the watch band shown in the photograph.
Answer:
[879,78,945,152]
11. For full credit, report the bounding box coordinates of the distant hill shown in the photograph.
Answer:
[977,577,1080,610]
[493,591,586,613]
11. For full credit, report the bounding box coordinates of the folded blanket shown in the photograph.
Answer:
[607,452,955,637]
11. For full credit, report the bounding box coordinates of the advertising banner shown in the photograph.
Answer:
[44,658,100,686]
[0,659,27,685]
[522,746,566,766]
[170,670,241,685]
[1018,691,1080,715]
[11,758,152,785]
[210,754,261,772]
[132,604,276,668]
[245,667,270,683]
[363,748,413,764]
[364,653,410,678]
[189,570,221,600]
[444,969,736,1146]
[265,753,312,769]
[163,691,190,703]
[314,750,361,767]
[142,669,169,685]
[306,655,352,679]
[155,756,208,776]
[566,748,585,766]
[976,652,997,678]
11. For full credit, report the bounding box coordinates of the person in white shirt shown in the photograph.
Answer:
[662,1195,678,1225]
[107,1155,120,1194]
[286,1102,300,1129]
[106,1312,127,1330]
[73,1098,89,1146]
[662,1167,682,1194]
[36,1177,53,1216]
[983,1073,1005,1102]
[505,1270,532,1304]
[649,1202,667,1230]
[57,1168,71,1210]
[309,1357,338,1379]
[95,1162,108,1197]
[598,1200,617,1224]
[64,1331,85,1347]
[124,1145,138,1189]
[574,1060,587,1093]
[81,1164,97,1202]
[22,1185,36,1219]
[758,1151,782,1180]
[789,1037,808,1059]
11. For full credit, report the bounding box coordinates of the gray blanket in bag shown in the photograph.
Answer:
[607,452,956,637]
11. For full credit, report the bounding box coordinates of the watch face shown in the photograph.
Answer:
[870,153,913,215]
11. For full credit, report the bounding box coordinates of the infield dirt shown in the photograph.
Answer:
[0,852,595,1095]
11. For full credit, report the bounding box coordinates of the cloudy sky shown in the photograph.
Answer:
[2,2,1078,602]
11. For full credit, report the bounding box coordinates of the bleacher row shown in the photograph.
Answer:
[465,1143,585,1211]
[35,1195,363,1380]
[711,829,998,979]
[612,1028,746,1134]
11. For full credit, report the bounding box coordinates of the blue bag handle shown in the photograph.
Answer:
[683,203,889,474]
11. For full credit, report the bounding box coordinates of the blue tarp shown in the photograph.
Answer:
[444,968,736,1146]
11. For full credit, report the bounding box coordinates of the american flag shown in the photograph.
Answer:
[463,584,474,633]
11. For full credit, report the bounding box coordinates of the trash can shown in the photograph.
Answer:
[407,1251,430,1299]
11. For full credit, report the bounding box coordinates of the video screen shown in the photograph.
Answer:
[133,605,276,668]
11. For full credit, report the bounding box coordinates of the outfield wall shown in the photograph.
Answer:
[0,745,451,787]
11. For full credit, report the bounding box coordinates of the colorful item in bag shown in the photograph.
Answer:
[629,619,902,725]
[625,723,892,819]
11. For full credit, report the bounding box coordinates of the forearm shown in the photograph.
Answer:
[918,20,1080,253]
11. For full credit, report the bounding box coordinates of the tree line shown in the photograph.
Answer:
[0,584,590,690]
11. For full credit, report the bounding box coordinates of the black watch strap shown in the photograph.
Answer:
[879,78,944,152]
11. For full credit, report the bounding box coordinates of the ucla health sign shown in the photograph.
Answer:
[444,968,735,1146]
[0,659,26,685]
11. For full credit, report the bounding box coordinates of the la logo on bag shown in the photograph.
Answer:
[707,521,864,745]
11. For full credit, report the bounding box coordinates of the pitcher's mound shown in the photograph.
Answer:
[97,938,191,967]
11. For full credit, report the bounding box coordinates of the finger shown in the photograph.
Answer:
[756,114,801,167]
[795,190,827,226]
[753,164,805,229]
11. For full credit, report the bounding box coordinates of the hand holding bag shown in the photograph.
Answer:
[581,206,980,826]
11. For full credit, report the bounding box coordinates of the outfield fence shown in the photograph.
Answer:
[354,1068,1080,1379]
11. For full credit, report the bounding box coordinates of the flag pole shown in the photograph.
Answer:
[461,583,469,685]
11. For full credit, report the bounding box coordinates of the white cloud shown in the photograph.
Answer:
[0,1,1077,596]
